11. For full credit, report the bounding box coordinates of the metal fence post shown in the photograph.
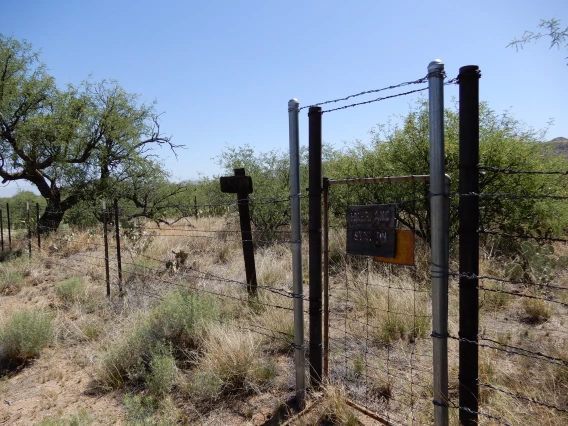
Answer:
[428,59,449,426]
[194,195,198,221]
[0,205,4,252]
[289,98,306,406]
[323,177,329,380]
[36,203,41,250]
[7,203,12,251]
[308,106,323,388]
[458,65,481,426]
[114,198,123,295]
[103,200,111,297]
[27,202,31,258]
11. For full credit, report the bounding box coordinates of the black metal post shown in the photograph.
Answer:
[0,206,4,252]
[7,203,12,251]
[27,203,31,258]
[114,198,123,295]
[194,195,198,221]
[458,65,481,426]
[323,177,329,380]
[234,168,258,298]
[103,202,111,297]
[308,106,323,387]
[36,203,41,250]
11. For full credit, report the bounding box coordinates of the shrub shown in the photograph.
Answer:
[522,297,551,324]
[326,100,568,245]
[0,268,25,295]
[97,290,219,389]
[0,309,53,361]
[55,276,84,304]
[36,410,93,426]
[144,344,177,397]
[190,325,276,400]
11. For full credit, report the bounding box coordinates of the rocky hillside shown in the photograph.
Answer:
[545,136,568,158]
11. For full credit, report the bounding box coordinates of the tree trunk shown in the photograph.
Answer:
[38,199,66,234]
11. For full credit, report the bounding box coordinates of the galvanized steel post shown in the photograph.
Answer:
[428,59,449,426]
[288,98,305,406]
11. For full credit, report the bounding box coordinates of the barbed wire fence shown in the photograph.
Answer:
[290,60,458,425]
[2,61,532,426]
[451,65,568,426]
[324,177,435,425]
[449,175,568,425]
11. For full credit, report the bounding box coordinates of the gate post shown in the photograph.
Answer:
[289,98,306,406]
[458,65,481,426]
[428,59,449,426]
[308,106,323,388]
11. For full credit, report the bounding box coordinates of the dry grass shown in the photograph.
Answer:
[1,217,567,425]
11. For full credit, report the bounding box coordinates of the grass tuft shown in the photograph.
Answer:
[0,308,54,362]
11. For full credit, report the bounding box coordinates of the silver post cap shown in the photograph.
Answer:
[428,59,444,72]
[288,99,299,108]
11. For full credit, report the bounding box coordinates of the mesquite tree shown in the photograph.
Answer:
[0,34,182,232]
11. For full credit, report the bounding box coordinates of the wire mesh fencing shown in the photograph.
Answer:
[450,164,568,425]
[324,178,436,425]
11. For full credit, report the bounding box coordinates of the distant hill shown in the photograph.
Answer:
[544,137,568,159]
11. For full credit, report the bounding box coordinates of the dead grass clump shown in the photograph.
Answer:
[96,290,219,390]
[298,385,359,426]
[0,308,54,362]
[36,409,93,426]
[521,297,552,324]
[479,281,512,310]
[256,246,290,287]
[55,276,85,306]
[0,268,25,295]
[256,307,295,353]
[350,272,430,344]
[186,324,276,401]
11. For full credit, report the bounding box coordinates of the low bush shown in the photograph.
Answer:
[0,309,54,361]
[188,325,276,400]
[0,268,25,295]
[97,290,219,390]
[55,276,84,305]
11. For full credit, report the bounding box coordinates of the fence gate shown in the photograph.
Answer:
[322,174,448,425]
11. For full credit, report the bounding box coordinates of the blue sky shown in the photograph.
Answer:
[2,0,567,196]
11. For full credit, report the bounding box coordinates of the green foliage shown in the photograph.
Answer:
[36,410,93,426]
[0,191,46,230]
[0,308,53,361]
[326,100,568,245]
[215,145,301,242]
[0,34,180,232]
[0,268,25,295]
[144,344,177,397]
[522,297,552,324]
[123,394,177,426]
[55,277,84,305]
[508,18,568,65]
[98,290,219,389]
[190,326,277,400]
[506,242,568,283]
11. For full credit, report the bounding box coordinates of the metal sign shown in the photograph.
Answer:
[346,204,396,257]
[220,172,253,194]
[374,229,415,266]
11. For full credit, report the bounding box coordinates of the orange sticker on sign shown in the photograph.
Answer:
[373,230,415,266]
